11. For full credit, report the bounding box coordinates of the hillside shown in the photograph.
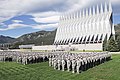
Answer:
[115,24,120,36]
[14,29,57,46]
[0,35,15,44]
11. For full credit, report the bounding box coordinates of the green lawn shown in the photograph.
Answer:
[0,54,120,80]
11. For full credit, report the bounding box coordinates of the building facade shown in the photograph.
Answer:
[19,44,35,49]
[54,2,115,50]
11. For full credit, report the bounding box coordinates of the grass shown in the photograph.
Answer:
[0,54,120,80]
[20,49,32,52]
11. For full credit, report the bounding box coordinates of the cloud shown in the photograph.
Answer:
[1,0,120,22]
[0,23,28,31]
[12,20,23,23]
[30,11,60,18]
[30,11,60,24]
[111,0,120,4]
[0,23,7,29]
[0,22,58,31]
[32,23,58,30]
[0,0,67,23]
[0,0,120,31]
[32,15,59,24]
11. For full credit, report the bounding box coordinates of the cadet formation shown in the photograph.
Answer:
[0,51,49,65]
[48,52,111,74]
[0,51,111,74]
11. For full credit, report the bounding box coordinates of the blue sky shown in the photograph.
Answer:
[0,0,120,38]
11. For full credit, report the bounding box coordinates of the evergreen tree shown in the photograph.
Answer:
[103,36,108,51]
[116,36,120,51]
[107,36,119,52]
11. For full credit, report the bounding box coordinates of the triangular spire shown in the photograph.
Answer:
[62,13,65,20]
[60,15,62,21]
[82,9,85,17]
[86,8,88,16]
[76,11,79,19]
[69,13,72,19]
[66,13,68,20]
[93,6,95,15]
[89,7,92,16]
[100,3,103,14]
[97,4,99,14]
[69,12,71,19]
[80,10,82,18]
[105,2,108,12]
[109,1,112,12]
[63,14,65,20]
[73,12,76,19]
[65,13,68,20]
[67,13,69,20]
[61,14,63,20]
[64,12,66,20]
[72,12,74,19]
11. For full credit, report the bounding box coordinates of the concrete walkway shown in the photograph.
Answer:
[109,52,120,54]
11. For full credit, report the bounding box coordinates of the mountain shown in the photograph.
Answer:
[0,35,15,44]
[13,29,57,46]
[115,24,120,35]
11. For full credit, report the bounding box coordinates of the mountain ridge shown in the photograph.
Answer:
[0,35,15,44]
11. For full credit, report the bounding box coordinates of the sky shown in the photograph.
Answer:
[0,0,120,38]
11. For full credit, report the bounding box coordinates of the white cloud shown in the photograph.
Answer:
[0,0,66,23]
[0,23,28,31]
[111,0,120,4]
[12,20,23,23]
[30,11,60,24]
[0,0,120,31]
[32,15,59,24]
[0,23,6,26]
[1,0,120,23]
[0,23,7,29]
[31,11,60,18]
[0,22,58,31]
[8,23,27,29]
[32,23,58,30]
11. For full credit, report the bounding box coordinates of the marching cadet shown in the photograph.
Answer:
[67,59,71,72]
[49,57,52,66]
[53,59,57,69]
[83,57,87,71]
[58,59,61,70]
[62,59,65,71]
[72,59,76,73]
[76,58,81,74]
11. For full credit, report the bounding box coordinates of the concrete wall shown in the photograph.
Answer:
[77,43,102,50]
[32,45,56,51]
[32,43,103,51]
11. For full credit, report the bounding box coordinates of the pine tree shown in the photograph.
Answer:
[107,36,119,52]
[116,36,120,51]
[103,36,108,51]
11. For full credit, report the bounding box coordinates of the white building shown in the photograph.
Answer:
[53,2,115,51]
[19,44,35,49]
